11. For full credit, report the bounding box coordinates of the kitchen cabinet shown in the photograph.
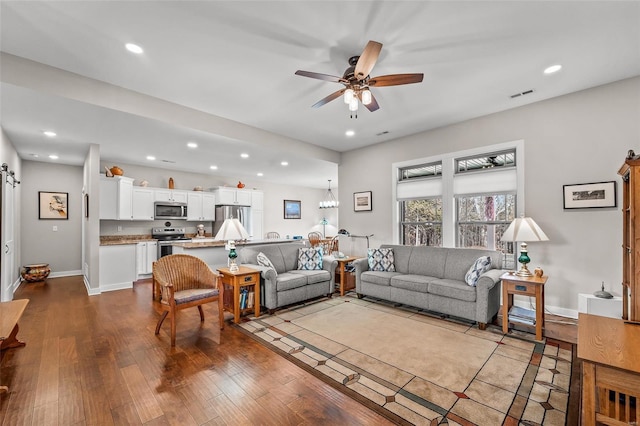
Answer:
[251,190,264,210]
[250,190,264,239]
[99,244,136,291]
[136,241,158,277]
[154,189,188,203]
[213,187,251,206]
[187,192,216,221]
[131,187,155,220]
[99,176,133,220]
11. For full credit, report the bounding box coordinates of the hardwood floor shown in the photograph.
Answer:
[0,276,394,425]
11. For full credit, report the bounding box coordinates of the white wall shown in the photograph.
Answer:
[339,76,640,315]
[0,128,22,297]
[98,161,338,239]
[21,161,83,276]
[83,144,101,291]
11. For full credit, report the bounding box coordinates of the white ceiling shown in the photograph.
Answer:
[1,1,639,188]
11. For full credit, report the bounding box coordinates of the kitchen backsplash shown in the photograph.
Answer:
[100,220,213,236]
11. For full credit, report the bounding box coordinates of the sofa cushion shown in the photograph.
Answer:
[290,269,331,284]
[297,247,323,270]
[368,248,396,271]
[276,272,308,291]
[361,271,402,286]
[443,248,501,281]
[465,256,492,287]
[390,274,432,293]
[257,252,277,276]
[429,278,477,302]
[407,246,448,278]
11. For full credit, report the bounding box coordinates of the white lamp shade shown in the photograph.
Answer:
[501,217,549,242]
[214,218,249,241]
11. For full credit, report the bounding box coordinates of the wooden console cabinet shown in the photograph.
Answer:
[618,154,640,322]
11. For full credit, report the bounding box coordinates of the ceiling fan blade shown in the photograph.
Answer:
[358,91,380,112]
[369,73,424,87]
[295,70,347,84]
[312,88,346,108]
[354,40,383,81]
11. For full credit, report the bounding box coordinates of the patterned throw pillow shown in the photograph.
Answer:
[465,256,492,287]
[297,247,323,270]
[368,248,396,272]
[257,251,277,276]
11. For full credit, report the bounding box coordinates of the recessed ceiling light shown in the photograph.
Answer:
[257,172,263,177]
[544,64,562,74]
[49,154,58,160]
[146,155,156,161]
[43,131,56,137]
[240,153,249,158]
[281,161,289,166]
[125,43,143,54]
[345,130,355,137]
[30,154,39,158]
[187,142,198,148]
[210,165,218,170]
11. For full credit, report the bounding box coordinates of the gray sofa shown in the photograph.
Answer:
[353,245,504,328]
[239,242,337,313]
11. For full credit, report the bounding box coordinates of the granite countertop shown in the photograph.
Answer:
[100,235,157,246]
[173,239,300,249]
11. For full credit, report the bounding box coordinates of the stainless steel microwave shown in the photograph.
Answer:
[154,202,187,220]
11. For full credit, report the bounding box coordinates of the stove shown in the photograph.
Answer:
[152,227,191,258]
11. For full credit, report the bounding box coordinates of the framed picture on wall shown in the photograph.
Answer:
[39,191,69,219]
[284,200,301,219]
[354,191,372,212]
[563,181,617,209]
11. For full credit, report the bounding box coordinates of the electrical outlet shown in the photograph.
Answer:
[52,226,58,231]
[117,226,123,232]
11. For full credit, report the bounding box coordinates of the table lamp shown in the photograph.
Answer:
[501,216,549,277]
[320,218,329,238]
[214,218,249,272]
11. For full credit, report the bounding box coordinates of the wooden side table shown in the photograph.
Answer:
[501,272,547,341]
[334,256,359,296]
[217,266,260,324]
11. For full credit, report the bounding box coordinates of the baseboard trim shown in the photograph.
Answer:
[99,282,133,293]
[513,299,578,319]
[49,270,82,278]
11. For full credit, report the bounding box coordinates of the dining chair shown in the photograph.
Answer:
[265,231,280,239]
[153,254,224,347]
[308,231,322,247]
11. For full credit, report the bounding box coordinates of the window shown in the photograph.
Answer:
[456,193,516,269]
[456,150,515,173]
[399,162,442,181]
[400,198,442,246]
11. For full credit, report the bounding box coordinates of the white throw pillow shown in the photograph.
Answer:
[465,256,492,286]
[257,251,277,276]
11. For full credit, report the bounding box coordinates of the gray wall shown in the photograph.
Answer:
[338,76,640,315]
[98,161,338,239]
[21,161,83,275]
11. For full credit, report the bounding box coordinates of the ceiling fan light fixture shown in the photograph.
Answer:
[361,89,372,105]
[349,97,359,111]
[344,88,354,104]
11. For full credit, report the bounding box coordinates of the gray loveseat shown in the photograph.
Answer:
[239,242,337,313]
[353,245,504,328]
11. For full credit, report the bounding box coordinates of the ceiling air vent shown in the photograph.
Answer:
[510,89,535,99]
[161,159,176,163]
[377,130,389,136]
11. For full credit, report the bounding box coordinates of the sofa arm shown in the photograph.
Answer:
[476,268,504,290]
[475,268,505,324]
[323,258,337,287]
[354,257,369,292]
[242,263,278,309]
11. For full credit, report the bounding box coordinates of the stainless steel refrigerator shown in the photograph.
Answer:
[213,205,251,237]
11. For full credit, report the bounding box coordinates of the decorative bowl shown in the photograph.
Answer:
[110,166,124,176]
[21,263,51,282]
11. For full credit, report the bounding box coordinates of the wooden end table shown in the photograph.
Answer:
[501,272,547,341]
[334,256,359,296]
[217,266,260,324]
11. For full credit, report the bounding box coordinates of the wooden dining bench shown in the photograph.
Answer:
[0,299,29,393]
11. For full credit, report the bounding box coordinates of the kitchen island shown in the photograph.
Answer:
[172,238,300,267]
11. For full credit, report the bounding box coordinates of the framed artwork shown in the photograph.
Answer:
[39,191,69,219]
[354,191,372,212]
[284,200,301,219]
[563,181,617,209]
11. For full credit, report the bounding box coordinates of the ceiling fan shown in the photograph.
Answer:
[295,40,423,117]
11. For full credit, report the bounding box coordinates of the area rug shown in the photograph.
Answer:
[237,295,574,425]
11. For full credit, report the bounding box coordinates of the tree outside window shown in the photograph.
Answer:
[400,198,442,246]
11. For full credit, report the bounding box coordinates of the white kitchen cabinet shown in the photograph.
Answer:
[251,208,264,240]
[99,244,137,291]
[132,187,155,220]
[154,189,188,203]
[99,176,134,220]
[136,241,158,277]
[250,190,264,210]
[213,187,251,206]
[186,192,216,221]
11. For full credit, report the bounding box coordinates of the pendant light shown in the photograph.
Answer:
[319,179,339,209]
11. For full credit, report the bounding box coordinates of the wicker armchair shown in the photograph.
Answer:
[153,254,224,347]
